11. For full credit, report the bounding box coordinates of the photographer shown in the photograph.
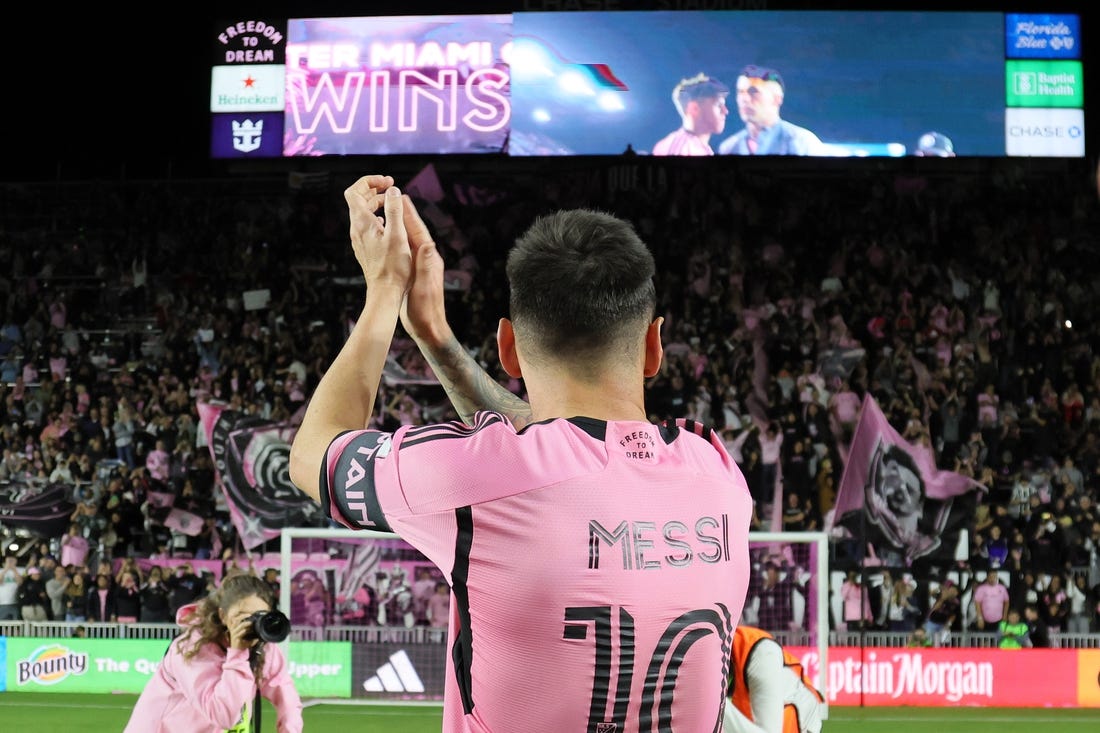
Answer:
[124,573,302,732]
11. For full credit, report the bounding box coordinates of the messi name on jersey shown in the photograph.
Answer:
[588,515,732,570]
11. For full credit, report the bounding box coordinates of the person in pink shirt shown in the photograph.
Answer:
[145,438,171,482]
[828,379,862,442]
[59,522,89,569]
[839,570,873,631]
[971,571,1010,631]
[124,573,302,733]
[652,73,730,156]
[290,176,753,733]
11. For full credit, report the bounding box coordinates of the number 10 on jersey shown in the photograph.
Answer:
[565,604,733,731]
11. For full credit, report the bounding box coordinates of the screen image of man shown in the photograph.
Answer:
[652,73,730,156]
[718,65,822,156]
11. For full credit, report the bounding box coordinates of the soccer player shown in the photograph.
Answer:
[718,65,823,156]
[289,175,754,732]
[652,73,730,156]
[723,625,825,733]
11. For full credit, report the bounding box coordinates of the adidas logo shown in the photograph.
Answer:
[363,649,425,693]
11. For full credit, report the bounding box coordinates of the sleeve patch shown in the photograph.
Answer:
[326,431,394,532]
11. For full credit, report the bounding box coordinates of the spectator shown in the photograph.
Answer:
[1065,572,1094,634]
[971,571,1010,631]
[139,566,173,623]
[840,570,872,631]
[923,581,960,645]
[426,581,450,631]
[880,575,922,632]
[64,570,90,622]
[116,570,142,623]
[145,439,171,481]
[17,566,49,621]
[165,563,204,617]
[906,627,933,648]
[1024,603,1050,648]
[45,564,72,620]
[60,522,90,569]
[87,572,118,622]
[0,554,24,620]
[996,608,1030,648]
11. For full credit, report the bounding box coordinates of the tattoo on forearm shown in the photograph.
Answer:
[424,336,533,428]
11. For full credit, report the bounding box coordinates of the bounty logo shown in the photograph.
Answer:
[233,119,263,153]
[18,644,88,685]
[362,649,424,693]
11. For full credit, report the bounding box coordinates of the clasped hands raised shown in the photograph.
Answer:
[344,174,450,347]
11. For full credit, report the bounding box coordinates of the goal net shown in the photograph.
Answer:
[277,528,828,707]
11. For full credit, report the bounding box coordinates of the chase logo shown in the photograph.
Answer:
[17,644,88,686]
[1007,124,1082,139]
[1004,108,1084,158]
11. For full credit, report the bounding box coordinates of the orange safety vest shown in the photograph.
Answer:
[728,626,824,733]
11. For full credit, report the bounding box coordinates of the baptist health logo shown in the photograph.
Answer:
[232,120,264,153]
[17,644,89,685]
[363,649,425,693]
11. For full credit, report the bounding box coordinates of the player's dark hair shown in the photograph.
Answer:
[507,209,656,368]
[672,73,729,116]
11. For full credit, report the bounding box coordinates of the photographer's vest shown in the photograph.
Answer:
[728,626,824,733]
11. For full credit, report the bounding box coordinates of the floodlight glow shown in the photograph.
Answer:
[558,69,595,96]
[510,39,556,78]
[597,91,625,111]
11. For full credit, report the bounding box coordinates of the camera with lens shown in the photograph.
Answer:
[245,610,291,643]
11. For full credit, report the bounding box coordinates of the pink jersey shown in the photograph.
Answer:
[321,412,753,732]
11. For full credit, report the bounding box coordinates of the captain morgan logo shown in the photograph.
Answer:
[18,644,89,685]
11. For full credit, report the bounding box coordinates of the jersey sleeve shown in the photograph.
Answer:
[317,411,516,533]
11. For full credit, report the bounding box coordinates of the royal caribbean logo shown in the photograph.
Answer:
[17,644,89,685]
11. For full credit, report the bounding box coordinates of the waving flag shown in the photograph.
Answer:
[830,394,985,567]
[198,401,328,550]
[0,481,75,540]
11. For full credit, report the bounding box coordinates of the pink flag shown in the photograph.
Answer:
[164,507,203,537]
[405,163,445,203]
[197,401,328,550]
[831,394,985,565]
[147,491,175,509]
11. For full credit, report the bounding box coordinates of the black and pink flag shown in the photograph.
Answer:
[198,402,328,550]
[0,481,74,540]
[830,394,986,567]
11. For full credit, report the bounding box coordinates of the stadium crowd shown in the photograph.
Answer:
[1,157,1099,642]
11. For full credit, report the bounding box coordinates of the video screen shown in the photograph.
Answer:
[282,15,511,156]
[209,11,1084,160]
[511,11,1007,158]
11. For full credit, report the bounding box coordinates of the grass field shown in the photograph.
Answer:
[1,693,1098,731]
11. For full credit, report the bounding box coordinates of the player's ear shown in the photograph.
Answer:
[643,317,664,378]
[497,318,523,378]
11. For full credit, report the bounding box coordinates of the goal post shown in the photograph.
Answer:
[277,527,828,710]
[744,530,830,717]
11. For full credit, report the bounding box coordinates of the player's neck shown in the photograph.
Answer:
[525,377,649,424]
[681,124,709,142]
